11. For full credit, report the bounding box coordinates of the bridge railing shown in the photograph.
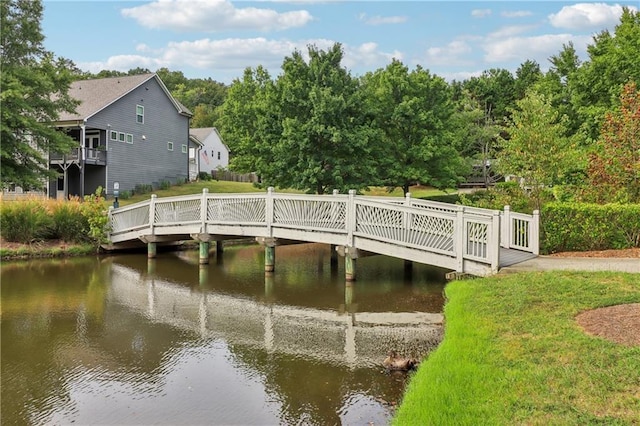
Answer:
[500,206,540,255]
[271,192,348,235]
[109,188,538,271]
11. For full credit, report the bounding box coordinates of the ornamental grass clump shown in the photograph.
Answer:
[0,197,53,243]
[49,198,89,243]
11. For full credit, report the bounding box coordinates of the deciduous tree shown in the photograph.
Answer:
[586,82,640,203]
[497,92,576,210]
[362,60,465,193]
[270,43,379,193]
[1,0,78,189]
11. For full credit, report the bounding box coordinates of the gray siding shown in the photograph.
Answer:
[86,77,190,194]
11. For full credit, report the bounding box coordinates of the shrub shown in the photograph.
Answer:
[159,180,171,190]
[541,202,640,253]
[133,183,153,195]
[0,198,53,243]
[80,187,110,247]
[198,171,212,181]
[422,193,461,204]
[50,199,89,243]
[118,190,131,200]
[459,182,542,213]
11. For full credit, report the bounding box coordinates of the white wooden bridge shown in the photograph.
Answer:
[107,188,539,277]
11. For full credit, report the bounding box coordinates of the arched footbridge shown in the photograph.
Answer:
[107,188,539,277]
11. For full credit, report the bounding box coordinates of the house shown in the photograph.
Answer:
[189,127,229,177]
[188,134,203,181]
[49,73,192,199]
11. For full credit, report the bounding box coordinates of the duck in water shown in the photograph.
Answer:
[383,351,418,371]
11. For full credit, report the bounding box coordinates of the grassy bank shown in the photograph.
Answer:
[0,241,96,260]
[393,271,640,425]
[117,181,448,206]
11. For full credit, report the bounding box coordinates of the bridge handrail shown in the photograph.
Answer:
[108,188,538,273]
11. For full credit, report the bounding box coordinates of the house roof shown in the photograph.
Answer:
[189,127,216,141]
[57,73,192,123]
[190,127,229,150]
[189,134,204,146]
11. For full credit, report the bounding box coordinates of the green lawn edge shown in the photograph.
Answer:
[393,271,640,425]
[116,181,448,206]
[0,243,96,260]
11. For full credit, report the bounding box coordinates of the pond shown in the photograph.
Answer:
[1,243,446,425]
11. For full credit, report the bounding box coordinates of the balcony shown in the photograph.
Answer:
[50,147,107,166]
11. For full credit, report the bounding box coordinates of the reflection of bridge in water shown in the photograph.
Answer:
[107,189,539,278]
[110,262,444,369]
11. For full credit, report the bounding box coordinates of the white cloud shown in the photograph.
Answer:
[487,24,537,39]
[471,9,492,18]
[425,40,472,66]
[342,42,403,70]
[548,3,636,30]
[483,33,592,63]
[121,0,313,32]
[439,70,484,82]
[77,38,400,82]
[501,10,533,18]
[358,13,408,25]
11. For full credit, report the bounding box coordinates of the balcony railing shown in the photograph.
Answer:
[50,148,107,165]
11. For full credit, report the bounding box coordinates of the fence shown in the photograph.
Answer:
[211,170,259,183]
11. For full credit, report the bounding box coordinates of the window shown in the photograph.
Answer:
[110,130,117,141]
[136,105,144,124]
[167,142,174,151]
[217,151,221,160]
[126,134,133,144]
[118,132,125,142]
[181,144,187,154]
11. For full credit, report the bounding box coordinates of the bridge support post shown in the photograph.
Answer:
[199,241,210,264]
[147,242,157,259]
[330,244,338,271]
[345,256,356,281]
[216,240,224,258]
[265,245,275,273]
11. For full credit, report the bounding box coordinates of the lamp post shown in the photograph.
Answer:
[113,182,120,208]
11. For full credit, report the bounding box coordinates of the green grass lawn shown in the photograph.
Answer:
[117,181,449,206]
[393,271,640,425]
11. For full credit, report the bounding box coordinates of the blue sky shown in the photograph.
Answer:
[41,1,638,83]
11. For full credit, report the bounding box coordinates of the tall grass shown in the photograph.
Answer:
[393,271,640,425]
[50,198,89,242]
[1,196,105,245]
[0,197,53,243]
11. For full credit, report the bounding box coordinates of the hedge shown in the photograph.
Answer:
[541,202,640,253]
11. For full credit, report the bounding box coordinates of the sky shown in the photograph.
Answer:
[41,1,638,84]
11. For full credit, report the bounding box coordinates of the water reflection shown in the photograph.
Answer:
[1,243,446,425]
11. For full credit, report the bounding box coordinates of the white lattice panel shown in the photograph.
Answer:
[273,199,346,230]
[155,199,201,224]
[207,197,266,224]
[356,203,455,253]
[111,204,149,233]
[410,213,455,252]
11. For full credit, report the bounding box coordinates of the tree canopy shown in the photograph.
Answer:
[362,60,466,193]
[1,0,78,189]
